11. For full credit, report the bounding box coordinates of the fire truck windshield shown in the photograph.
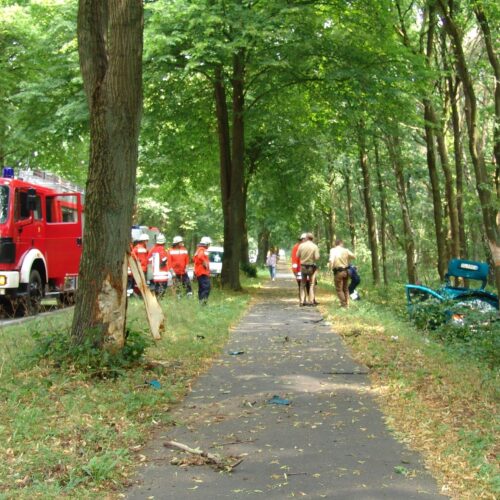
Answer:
[0,186,8,224]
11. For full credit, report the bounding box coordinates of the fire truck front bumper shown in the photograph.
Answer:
[0,271,20,292]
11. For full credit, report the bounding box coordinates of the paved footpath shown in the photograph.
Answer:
[127,277,446,499]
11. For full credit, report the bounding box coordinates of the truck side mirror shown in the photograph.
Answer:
[27,188,37,212]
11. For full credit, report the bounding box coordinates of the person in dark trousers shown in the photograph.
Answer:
[348,264,361,300]
[148,233,170,296]
[194,236,212,304]
[168,235,193,297]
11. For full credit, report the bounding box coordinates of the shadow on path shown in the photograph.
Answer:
[126,273,446,499]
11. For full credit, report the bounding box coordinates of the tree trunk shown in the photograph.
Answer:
[213,49,246,292]
[257,227,269,266]
[423,5,447,279]
[438,0,500,302]
[423,100,447,278]
[374,141,388,286]
[324,206,335,253]
[433,106,460,260]
[242,145,260,266]
[72,0,143,349]
[448,75,467,258]
[214,65,234,288]
[344,169,356,251]
[386,134,417,283]
[228,48,246,291]
[358,125,380,284]
[240,179,249,266]
[473,5,500,175]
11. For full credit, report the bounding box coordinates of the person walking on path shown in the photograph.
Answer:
[291,234,307,297]
[266,247,278,281]
[168,235,193,297]
[194,236,212,304]
[329,239,355,307]
[296,232,320,306]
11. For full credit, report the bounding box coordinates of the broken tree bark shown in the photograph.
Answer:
[128,256,164,340]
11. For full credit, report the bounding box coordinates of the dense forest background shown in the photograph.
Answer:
[1,0,498,292]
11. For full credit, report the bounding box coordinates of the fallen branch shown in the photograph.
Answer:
[164,440,243,471]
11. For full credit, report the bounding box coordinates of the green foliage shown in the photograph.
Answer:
[0,1,87,181]
[429,316,500,369]
[27,327,151,377]
[410,300,448,330]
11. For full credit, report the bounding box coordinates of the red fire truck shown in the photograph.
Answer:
[0,167,84,316]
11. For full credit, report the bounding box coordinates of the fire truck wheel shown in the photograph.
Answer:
[16,269,43,316]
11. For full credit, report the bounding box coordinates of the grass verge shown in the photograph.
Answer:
[317,284,499,500]
[0,286,251,499]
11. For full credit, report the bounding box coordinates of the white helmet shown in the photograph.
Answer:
[173,235,183,244]
[156,233,166,244]
[131,227,142,241]
[200,236,212,246]
[138,233,149,242]
[300,233,307,240]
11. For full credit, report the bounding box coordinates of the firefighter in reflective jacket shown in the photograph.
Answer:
[168,235,193,296]
[194,236,212,304]
[148,233,169,296]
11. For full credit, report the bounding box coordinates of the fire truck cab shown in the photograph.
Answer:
[0,167,84,315]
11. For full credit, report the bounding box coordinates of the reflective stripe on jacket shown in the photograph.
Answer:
[168,246,189,274]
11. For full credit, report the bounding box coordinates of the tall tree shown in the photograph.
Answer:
[145,0,319,289]
[437,0,500,300]
[358,122,380,284]
[446,58,468,258]
[374,140,389,286]
[71,0,144,347]
[386,132,417,283]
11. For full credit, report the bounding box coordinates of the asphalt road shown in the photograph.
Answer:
[126,274,446,499]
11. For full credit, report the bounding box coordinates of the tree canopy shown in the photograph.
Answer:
[1,0,498,296]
